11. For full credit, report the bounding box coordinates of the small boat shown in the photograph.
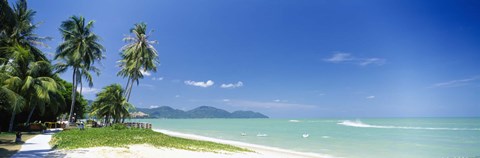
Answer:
[302,133,309,138]
[241,132,247,136]
[256,133,268,137]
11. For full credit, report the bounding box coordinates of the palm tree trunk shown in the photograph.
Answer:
[124,77,130,97]
[79,77,83,96]
[126,77,135,102]
[68,68,77,124]
[25,105,36,124]
[8,111,16,132]
[125,77,133,101]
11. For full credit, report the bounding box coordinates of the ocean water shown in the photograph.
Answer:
[132,118,480,158]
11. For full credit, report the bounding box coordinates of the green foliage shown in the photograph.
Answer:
[0,0,50,61]
[90,84,133,123]
[0,0,87,132]
[50,128,250,153]
[55,77,88,119]
[0,0,64,132]
[110,123,127,130]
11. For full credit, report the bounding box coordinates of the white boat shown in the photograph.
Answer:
[256,133,268,137]
[241,132,247,136]
[302,133,309,138]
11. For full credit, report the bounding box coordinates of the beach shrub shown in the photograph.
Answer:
[111,123,127,130]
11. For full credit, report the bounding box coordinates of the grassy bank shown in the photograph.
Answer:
[0,132,38,157]
[50,127,250,153]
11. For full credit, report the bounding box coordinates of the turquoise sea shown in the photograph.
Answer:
[133,118,480,158]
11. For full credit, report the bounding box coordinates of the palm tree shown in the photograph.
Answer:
[90,84,133,124]
[118,22,159,101]
[0,74,25,132]
[1,0,50,61]
[55,15,105,123]
[1,44,65,131]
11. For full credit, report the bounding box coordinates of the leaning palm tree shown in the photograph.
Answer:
[55,15,104,123]
[23,61,65,123]
[90,84,133,124]
[117,22,159,101]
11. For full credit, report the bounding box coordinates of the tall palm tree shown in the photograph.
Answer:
[90,84,133,124]
[55,15,105,123]
[117,22,159,101]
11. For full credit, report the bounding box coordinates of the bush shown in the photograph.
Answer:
[111,123,127,130]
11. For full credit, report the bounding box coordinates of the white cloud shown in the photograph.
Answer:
[359,58,386,66]
[366,96,375,99]
[324,53,353,63]
[273,99,288,102]
[149,105,159,109]
[175,95,180,98]
[223,99,230,102]
[324,52,386,66]
[221,81,244,89]
[140,69,151,76]
[433,76,480,88]
[77,87,100,94]
[152,77,164,81]
[184,80,215,88]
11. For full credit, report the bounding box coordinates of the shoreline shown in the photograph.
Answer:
[153,128,333,158]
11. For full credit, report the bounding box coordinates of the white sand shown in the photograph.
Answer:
[55,144,315,158]
[54,129,333,158]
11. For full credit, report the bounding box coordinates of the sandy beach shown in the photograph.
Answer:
[52,129,331,158]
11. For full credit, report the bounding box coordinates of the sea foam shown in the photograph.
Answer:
[338,120,480,131]
[288,120,301,122]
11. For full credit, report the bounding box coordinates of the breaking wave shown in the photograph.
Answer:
[338,120,480,131]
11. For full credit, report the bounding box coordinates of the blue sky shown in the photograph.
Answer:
[24,0,480,118]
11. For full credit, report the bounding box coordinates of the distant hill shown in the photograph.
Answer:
[134,106,268,119]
